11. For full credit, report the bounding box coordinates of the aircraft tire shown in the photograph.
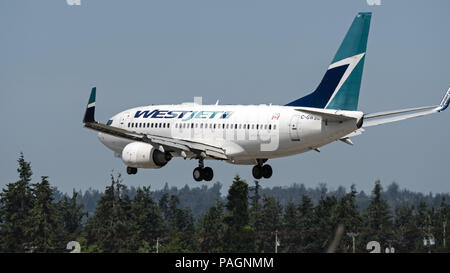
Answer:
[193,167,203,181]
[262,164,272,179]
[203,167,214,181]
[252,165,263,179]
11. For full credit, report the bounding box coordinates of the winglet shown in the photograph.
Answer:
[83,87,97,123]
[437,87,450,112]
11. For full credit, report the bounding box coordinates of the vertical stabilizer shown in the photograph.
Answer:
[286,12,371,110]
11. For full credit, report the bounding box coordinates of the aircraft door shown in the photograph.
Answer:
[289,115,301,141]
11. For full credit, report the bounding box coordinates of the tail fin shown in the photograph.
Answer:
[83,87,97,123]
[286,12,371,110]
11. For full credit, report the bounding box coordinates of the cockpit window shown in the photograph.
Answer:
[106,120,113,126]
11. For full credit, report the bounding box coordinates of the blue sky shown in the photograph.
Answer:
[1,0,449,195]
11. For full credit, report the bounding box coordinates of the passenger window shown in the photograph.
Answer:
[269,124,272,130]
[273,125,277,130]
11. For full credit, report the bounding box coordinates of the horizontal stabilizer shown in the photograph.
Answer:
[362,87,449,127]
[363,109,437,127]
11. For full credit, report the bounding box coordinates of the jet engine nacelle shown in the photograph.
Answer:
[121,142,171,169]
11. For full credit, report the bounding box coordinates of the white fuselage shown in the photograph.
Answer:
[98,103,363,166]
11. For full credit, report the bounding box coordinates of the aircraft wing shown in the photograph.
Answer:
[82,88,228,160]
[339,87,449,143]
[362,87,450,127]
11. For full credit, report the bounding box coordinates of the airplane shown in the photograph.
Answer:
[82,12,449,182]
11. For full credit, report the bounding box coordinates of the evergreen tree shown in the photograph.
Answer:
[28,176,65,252]
[393,204,421,252]
[249,181,264,251]
[0,153,34,252]
[168,195,181,230]
[361,181,393,249]
[159,193,170,220]
[281,201,298,252]
[330,185,362,252]
[437,197,449,251]
[289,195,316,252]
[415,201,433,252]
[223,175,255,252]
[296,195,315,252]
[198,200,225,252]
[84,173,137,252]
[132,186,165,252]
[259,196,282,253]
[312,195,338,252]
[17,152,33,183]
[160,194,198,252]
[59,190,87,238]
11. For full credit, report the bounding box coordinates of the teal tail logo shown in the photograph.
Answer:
[286,12,371,111]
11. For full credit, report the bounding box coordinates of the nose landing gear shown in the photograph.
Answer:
[127,166,138,175]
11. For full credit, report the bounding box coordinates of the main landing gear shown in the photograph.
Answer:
[127,166,138,175]
[252,159,272,179]
[193,158,214,182]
